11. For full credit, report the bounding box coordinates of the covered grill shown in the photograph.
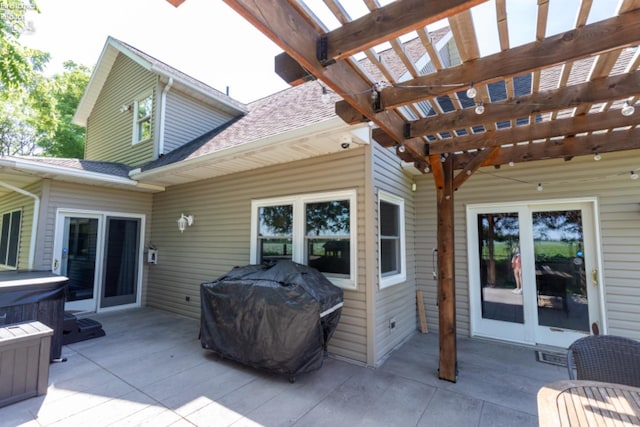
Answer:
[200,261,343,381]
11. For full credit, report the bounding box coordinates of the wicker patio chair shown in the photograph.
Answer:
[567,335,640,387]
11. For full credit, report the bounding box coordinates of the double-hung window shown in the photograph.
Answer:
[251,190,357,289]
[256,203,294,262]
[0,209,22,269]
[133,92,152,144]
[379,191,406,288]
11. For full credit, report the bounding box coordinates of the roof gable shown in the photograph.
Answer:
[73,36,248,127]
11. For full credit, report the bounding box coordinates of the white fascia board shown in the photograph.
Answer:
[131,117,363,180]
[0,158,165,192]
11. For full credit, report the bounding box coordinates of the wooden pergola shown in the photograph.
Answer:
[183,0,639,382]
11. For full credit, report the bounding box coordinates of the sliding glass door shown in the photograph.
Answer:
[57,215,101,312]
[53,210,143,313]
[101,217,140,308]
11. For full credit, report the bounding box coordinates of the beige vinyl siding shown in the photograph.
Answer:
[147,148,369,363]
[371,143,417,365]
[84,53,157,167]
[414,151,640,341]
[0,182,41,270]
[40,180,153,302]
[163,90,236,154]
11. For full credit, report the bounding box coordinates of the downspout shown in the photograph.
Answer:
[0,180,39,270]
[157,77,174,158]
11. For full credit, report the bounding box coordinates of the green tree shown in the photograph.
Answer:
[0,50,54,156]
[37,61,90,158]
[0,0,40,88]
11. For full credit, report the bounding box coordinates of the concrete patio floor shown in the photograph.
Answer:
[2,307,568,426]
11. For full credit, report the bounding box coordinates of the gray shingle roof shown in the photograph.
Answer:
[15,157,133,178]
[141,81,338,172]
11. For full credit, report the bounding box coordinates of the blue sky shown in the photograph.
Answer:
[19,0,619,103]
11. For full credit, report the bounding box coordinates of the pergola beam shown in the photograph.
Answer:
[319,0,487,63]
[454,127,640,169]
[430,109,639,155]
[335,9,640,120]
[381,9,640,108]
[409,70,640,139]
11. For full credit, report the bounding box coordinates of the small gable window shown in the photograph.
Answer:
[133,92,152,144]
[0,209,22,269]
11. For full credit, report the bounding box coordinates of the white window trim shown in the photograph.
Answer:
[378,190,406,289]
[250,190,357,289]
[0,208,22,269]
[132,91,153,145]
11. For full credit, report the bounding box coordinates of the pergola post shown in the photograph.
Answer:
[437,155,456,382]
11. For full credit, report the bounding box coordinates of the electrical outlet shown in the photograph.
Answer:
[389,318,396,329]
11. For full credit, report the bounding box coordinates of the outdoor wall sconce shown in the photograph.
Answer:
[177,213,194,233]
[119,104,132,113]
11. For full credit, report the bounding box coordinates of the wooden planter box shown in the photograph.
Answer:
[0,321,52,408]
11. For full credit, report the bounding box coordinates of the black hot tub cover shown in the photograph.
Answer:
[200,261,343,378]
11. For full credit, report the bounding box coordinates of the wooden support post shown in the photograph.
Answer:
[417,290,428,333]
[437,155,457,382]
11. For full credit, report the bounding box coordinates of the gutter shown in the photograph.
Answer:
[0,180,39,270]
[0,158,165,192]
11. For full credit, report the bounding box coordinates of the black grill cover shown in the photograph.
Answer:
[200,261,343,378]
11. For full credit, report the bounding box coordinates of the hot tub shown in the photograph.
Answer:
[0,271,68,361]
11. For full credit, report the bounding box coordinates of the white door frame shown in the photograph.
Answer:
[52,208,145,313]
[467,198,606,347]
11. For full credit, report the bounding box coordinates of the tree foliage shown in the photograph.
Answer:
[0,1,91,158]
[37,61,90,158]
[0,0,41,88]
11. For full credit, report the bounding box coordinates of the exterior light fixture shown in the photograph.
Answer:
[593,153,601,161]
[508,161,515,167]
[621,101,635,117]
[537,183,543,192]
[397,144,406,153]
[177,213,194,233]
[119,104,132,113]
[475,102,485,115]
[466,84,477,99]
[631,171,639,180]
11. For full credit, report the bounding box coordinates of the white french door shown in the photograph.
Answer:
[52,210,144,313]
[467,200,604,348]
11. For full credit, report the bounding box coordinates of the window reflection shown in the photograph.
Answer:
[305,200,350,276]
[534,210,588,332]
[477,212,524,324]
[258,205,293,263]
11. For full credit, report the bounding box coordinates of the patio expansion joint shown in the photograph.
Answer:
[69,348,196,425]
[286,369,360,426]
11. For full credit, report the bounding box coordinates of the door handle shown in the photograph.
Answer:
[591,269,598,287]
[53,259,59,270]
